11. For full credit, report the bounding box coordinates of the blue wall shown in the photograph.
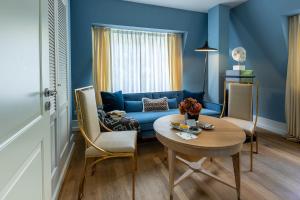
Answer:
[208,5,230,104]
[71,0,208,117]
[229,0,300,122]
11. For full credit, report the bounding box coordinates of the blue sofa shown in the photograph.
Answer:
[122,91,222,139]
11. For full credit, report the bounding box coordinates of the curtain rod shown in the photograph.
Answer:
[91,23,186,35]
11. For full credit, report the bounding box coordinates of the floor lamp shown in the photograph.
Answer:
[195,41,218,93]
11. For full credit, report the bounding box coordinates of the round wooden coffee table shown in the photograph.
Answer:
[154,114,246,200]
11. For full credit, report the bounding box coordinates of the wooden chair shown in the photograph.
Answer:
[220,82,259,171]
[74,86,137,200]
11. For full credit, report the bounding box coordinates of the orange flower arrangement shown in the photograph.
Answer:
[179,98,202,117]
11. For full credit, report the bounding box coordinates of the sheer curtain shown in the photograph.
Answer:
[110,28,182,93]
[168,33,183,91]
[286,14,300,141]
[92,27,111,104]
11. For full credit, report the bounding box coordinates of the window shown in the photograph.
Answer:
[92,26,183,99]
[110,28,182,93]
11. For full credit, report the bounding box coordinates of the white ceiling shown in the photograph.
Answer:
[123,0,248,13]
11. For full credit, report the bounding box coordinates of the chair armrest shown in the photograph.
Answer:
[99,120,113,132]
[202,101,223,113]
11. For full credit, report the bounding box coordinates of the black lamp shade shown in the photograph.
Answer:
[195,41,218,52]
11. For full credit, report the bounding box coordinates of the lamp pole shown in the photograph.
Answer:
[202,52,208,93]
[195,41,218,94]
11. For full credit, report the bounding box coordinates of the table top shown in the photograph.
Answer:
[154,114,246,157]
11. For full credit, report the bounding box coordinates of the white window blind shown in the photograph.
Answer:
[110,29,171,93]
[48,0,56,114]
[57,0,68,106]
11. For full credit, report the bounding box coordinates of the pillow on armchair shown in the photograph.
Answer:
[97,106,140,133]
[101,91,124,112]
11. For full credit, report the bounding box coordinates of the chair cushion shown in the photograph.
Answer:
[101,90,124,112]
[78,89,101,142]
[85,131,137,157]
[142,97,169,112]
[222,117,254,135]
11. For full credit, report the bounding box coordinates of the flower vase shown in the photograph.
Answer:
[187,113,199,121]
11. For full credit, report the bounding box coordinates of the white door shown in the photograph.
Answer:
[48,0,70,197]
[0,0,51,199]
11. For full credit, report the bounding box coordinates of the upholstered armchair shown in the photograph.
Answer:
[74,86,137,200]
[220,82,259,171]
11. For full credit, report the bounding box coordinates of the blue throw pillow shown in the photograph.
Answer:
[101,91,124,112]
[124,101,143,112]
[183,90,204,105]
[168,98,178,109]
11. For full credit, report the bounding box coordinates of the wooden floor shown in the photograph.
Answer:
[59,130,300,200]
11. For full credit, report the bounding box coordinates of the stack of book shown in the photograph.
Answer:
[225,70,255,83]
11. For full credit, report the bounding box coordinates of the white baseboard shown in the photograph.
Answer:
[52,141,75,200]
[72,116,287,136]
[255,115,287,136]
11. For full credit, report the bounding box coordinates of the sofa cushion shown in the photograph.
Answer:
[168,98,178,109]
[126,109,179,131]
[126,108,219,132]
[124,101,143,112]
[123,92,153,101]
[183,90,204,105]
[152,91,183,104]
[101,91,124,112]
[142,97,169,112]
[123,91,183,104]
[200,108,220,117]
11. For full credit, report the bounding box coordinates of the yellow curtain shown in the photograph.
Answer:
[92,27,111,105]
[286,15,300,141]
[168,34,183,91]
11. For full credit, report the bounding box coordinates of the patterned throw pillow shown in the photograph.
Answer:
[142,97,169,112]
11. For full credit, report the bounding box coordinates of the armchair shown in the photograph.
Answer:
[220,82,259,171]
[74,86,137,200]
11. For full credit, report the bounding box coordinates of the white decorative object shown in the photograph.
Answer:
[232,47,246,70]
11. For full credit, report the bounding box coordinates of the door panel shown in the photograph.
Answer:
[48,0,71,198]
[59,109,69,159]
[50,118,58,171]
[0,0,41,142]
[0,0,51,199]
[2,144,43,200]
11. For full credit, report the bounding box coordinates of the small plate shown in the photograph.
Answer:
[170,124,202,135]
[197,121,215,130]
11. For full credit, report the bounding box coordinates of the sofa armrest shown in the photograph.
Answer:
[203,101,223,113]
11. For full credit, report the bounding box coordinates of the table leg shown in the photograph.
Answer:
[232,153,241,200]
[168,148,175,200]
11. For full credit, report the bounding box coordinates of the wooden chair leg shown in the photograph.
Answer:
[164,146,168,161]
[250,135,253,172]
[132,155,136,200]
[255,131,259,154]
[91,158,97,176]
[135,149,138,171]
[78,158,87,200]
